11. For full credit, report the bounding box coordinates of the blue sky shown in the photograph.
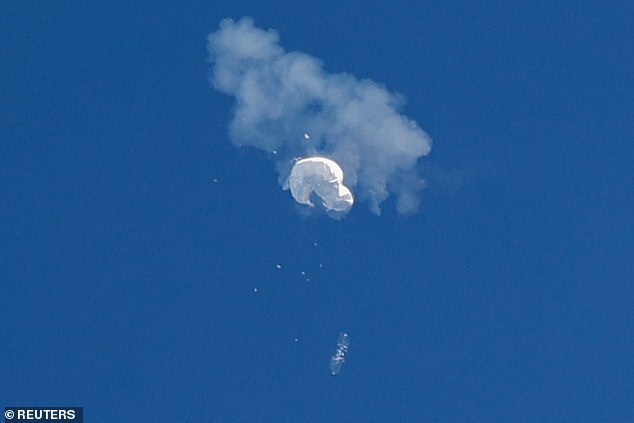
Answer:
[1,1,633,421]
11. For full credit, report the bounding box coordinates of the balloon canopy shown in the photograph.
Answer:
[288,157,354,212]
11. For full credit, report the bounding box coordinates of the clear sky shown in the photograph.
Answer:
[1,1,633,421]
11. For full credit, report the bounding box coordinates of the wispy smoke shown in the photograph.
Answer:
[208,18,432,215]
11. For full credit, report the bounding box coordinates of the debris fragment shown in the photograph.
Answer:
[329,332,350,375]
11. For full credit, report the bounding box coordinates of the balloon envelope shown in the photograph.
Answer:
[288,157,354,212]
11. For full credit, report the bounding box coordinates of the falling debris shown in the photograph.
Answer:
[303,132,311,140]
[329,332,350,375]
[276,264,282,269]
[288,157,354,213]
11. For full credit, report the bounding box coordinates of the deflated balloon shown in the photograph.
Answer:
[288,157,354,212]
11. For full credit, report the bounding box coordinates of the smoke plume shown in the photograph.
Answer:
[208,18,432,215]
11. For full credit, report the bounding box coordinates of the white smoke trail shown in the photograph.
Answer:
[208,18,432,215]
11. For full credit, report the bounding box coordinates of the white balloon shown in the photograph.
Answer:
[288,157,354,212]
